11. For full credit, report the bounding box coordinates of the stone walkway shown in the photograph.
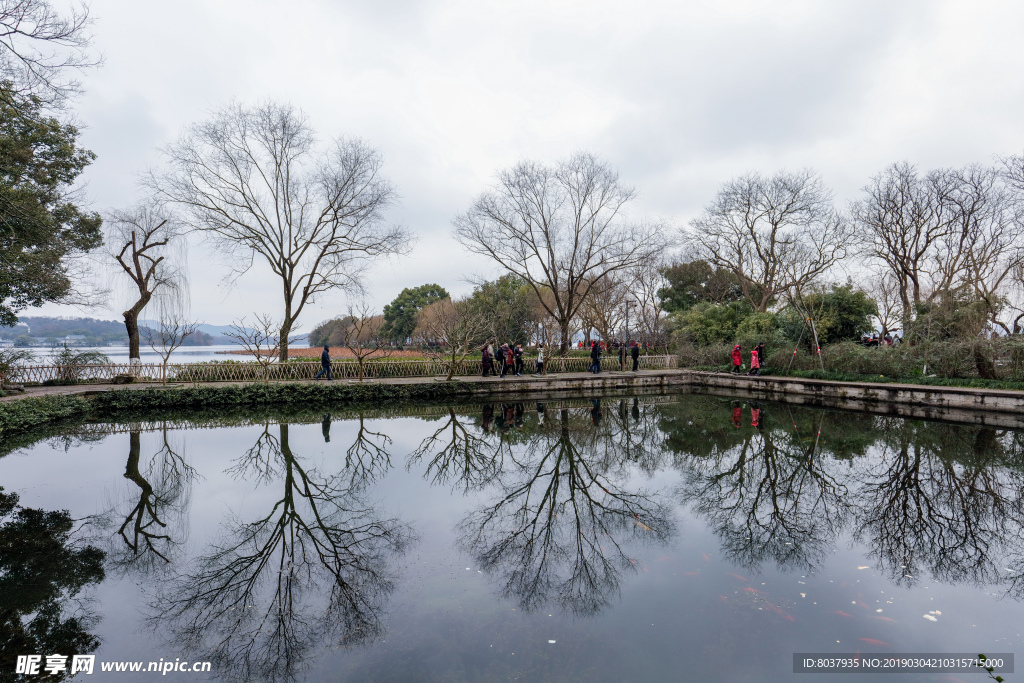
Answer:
[0,369,676,403]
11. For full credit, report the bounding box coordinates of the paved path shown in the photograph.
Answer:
[0,369,673,403]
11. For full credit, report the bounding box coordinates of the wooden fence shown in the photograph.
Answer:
[5,355,677,385]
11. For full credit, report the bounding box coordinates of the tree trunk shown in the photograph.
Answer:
[279,318,292,363]
[123,292,152,361]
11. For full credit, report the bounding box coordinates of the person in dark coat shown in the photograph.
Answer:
[314,345,332,380]
[590,342,602,373]
[618,343,626,371]
[755,343,766,371]
[513,344,524,376]
[499,343,511,378]
[631,340,640,371]
[481,345,491,377]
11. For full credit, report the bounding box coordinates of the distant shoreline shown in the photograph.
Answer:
[220,347,425,359]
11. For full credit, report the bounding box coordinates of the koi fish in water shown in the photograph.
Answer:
[633,520,652,531]
[741,586,765,595]
[764,603,795,622]
[872,616,898,624]
[831,611,853,618]
[858,638,891,647]
[729,573,748,582]
[702,553,711,563]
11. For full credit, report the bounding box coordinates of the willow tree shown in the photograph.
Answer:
[107,206,185,362]
[150,101,408,361]
[453,153,667,352]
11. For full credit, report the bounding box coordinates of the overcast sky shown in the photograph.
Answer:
[34,0,1024,329]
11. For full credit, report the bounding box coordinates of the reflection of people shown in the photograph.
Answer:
[732,403,742,429]
[322,414,332,443]
[536,402,546,425]
[750,402,762,429]
[591,398,603,425]
[482,404,494,431]
[631,397,640,421]
[514,403,525,429]
[314,345,333,380]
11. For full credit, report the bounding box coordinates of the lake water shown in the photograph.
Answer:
[24,345,249,363]
[2,391,1022,681]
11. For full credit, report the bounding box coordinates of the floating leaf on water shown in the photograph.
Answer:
[548,640,556,644]
[923,614,938,622]
[857,566,870,570]
[875,609,883,613]
[800,593,806,598]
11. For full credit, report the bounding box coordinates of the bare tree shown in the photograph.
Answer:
[690,169,851,313]
[850,162,955,321]
[624,255,668,348]
[577,273,626,345]
[144,311,200,384]
[108,205,186,363]
[453,153,669,352]
[150,101,410,361]
[414,297,488,381]
[226,314,289,381]
[336,302,391,382]
[0,0,99,105]
[866,268,903,339]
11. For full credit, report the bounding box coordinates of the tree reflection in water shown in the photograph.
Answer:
[666,396,1024,595]
[153,423,413,683]
[107,426,197,571]
[0,489,105,679]
[454,406,675,617]
[674,405,852,572]
[853,419,1024,591]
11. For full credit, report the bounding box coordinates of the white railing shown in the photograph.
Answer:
[5,355,676,385]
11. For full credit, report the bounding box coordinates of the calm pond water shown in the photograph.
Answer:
[2,392,1023,681]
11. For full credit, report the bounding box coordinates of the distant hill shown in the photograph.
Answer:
[1,316,214,346]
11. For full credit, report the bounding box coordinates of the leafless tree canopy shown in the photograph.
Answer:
[453,152,669,351]
[852,161,1024,332]
[689,169,851,312]
[414,297,488,380]
[0,0,98,104]
[107,205,186,361]
[150,101,410,360]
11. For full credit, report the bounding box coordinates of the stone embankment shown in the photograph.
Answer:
[3,370,1024,431]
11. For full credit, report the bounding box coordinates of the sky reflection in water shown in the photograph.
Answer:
[1,393,1023,682]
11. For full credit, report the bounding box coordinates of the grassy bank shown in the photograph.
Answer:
[0,381,476,440]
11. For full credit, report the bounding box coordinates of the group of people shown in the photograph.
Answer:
[731,342,767,376]
[482,342,539,377]
[589,340,641,373]
[860,332,900,347]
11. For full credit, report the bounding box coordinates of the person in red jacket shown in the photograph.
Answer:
[731,344,742,373]
[747,347,760,376]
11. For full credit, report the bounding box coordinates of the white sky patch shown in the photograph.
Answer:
[31,0,1024,328]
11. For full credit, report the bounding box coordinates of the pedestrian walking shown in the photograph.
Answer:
[631,340,640,371]
[514,344,524,376]
[590,341,602,373]
[486,342,497,375]
[314,345,333,380]
[481,344,491,377]
[755,342,766,371]
[618,343,626,371]
[731,344,742,373]
[499,343,511,378]
[535,344,545,375]
[747,347,760,376]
